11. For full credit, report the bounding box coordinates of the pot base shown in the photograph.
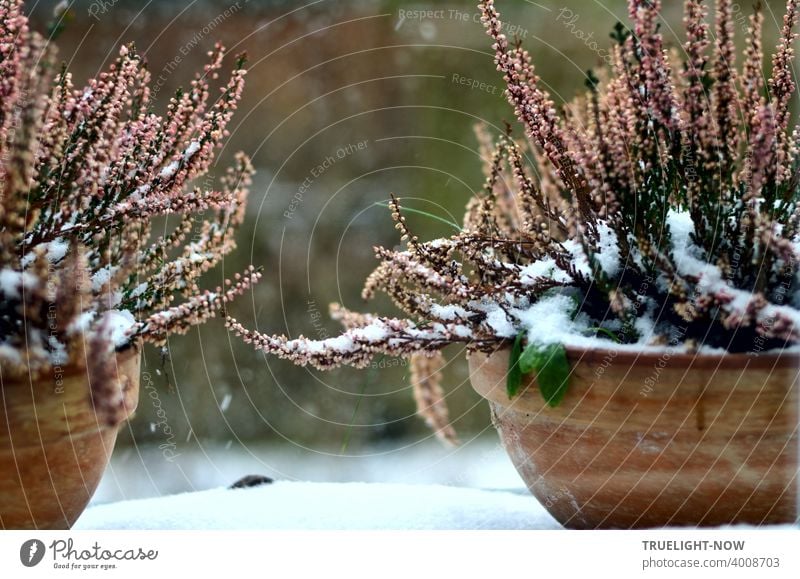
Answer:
[0,344,140,529]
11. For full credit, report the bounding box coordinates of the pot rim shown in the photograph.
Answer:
[475,342,800,370]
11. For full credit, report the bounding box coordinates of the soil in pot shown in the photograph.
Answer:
[0,343,140,529]
[469,347,799,529]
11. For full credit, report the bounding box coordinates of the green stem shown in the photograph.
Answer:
[583,326,621,343]
[340,360,380,454]
[373,202,462,232]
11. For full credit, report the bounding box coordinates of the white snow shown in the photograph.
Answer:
[73,439,799,531]
[303,320,395,355]
[321,335,355,352]
[73,479,799,531]
[101,309,137,347]
[428,238,451,248]
[484,304,517,338]
[0,270,21,297]
[130,184,150,201]
[67,311,96,334]
[46,239,69,262]
[465,210,800,352]
[74,482,561,530]
[0,344,23,365]
[91,438,525,502]
[47,334,68,365]
[518,258,571,285]
[18,240,69,268]
[130,282,148,298]
[451,324,473,338]
[219,393,232,413]
[159,161,180,179]
[0,269,38,298]
[512,221,618,285]
[91,266,116,292]
[562,239,592,277]
[668,209,708,276]
[351,323,389,342]
[667,209,800,337]
[517,294,588,345]
[633,305,657,344]
[595,220,621,277]
[628,232,646,269]
[430,303,469,321]
[183,140,202,161]
[149,309,175,323]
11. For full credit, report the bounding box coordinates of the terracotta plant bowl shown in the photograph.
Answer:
[0,343,140,529]
[469,346,799,529]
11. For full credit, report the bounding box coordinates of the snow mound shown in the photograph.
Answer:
[74,482,561,530]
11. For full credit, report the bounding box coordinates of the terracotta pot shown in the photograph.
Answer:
[469,347,799,529]
[0,343,140,529]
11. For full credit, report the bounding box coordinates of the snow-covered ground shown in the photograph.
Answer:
[78,437,555,529]
[76,482,560,530]
[79,439,798,530]
[90,436,525,504]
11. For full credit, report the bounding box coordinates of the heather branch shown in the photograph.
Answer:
[479,1,594,232]
[410,351,459,446]
[712,0,740,183]
[226,315,486,371]
[769,0,799,183]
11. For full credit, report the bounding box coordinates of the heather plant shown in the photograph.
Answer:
[228,0,800,437]
[0,0,259,422]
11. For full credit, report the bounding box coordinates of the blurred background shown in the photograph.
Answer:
[26,0,791,499]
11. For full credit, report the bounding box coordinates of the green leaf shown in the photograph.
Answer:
[517,342,539,375]
[506,332,525,398]
[517,342,571,407]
